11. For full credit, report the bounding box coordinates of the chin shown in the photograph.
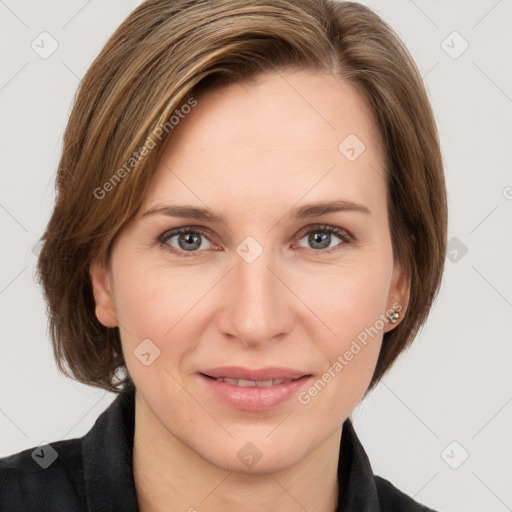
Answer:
[209,448,302,476]
[193,427,319,476]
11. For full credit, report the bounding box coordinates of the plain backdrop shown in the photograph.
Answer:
[1,1,511,511]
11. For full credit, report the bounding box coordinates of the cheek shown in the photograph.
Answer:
[291,259,391,411]
[112,250,206,332]
[114,269,170,337]
[293,255,392,341]
[111,260,215,369]
[112,268,191,402]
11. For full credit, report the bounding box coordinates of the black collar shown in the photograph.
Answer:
[82,381,139,510]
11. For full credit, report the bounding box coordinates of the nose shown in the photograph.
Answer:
[216,246,295,347]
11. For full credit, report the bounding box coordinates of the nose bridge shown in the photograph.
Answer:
[218,240,293,344]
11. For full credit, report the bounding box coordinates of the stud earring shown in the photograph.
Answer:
[388,311,400,324]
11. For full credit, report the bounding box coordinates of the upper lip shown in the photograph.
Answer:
[200,366,311,381]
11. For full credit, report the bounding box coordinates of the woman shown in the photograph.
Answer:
[0,0,446,510]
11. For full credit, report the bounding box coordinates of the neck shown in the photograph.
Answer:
[132,391,342,512]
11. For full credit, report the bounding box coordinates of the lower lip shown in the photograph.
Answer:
[199,374,312,411]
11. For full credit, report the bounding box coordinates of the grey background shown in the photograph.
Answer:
[1,1,511,510]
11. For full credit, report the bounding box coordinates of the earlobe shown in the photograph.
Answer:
[385,263,411,333]
[89,260,119,328]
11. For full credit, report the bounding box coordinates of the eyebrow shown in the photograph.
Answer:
[141,199,371,223]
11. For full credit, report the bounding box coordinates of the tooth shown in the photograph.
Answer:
[237,379,256,387]
[215,377,296,387]
[255,380,274,387]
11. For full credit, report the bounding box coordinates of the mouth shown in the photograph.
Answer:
[198,366,313,411]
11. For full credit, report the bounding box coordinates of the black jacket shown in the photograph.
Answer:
[0,382,436,511]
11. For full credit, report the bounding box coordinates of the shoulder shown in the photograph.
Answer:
[0,387,138,511]
[0,438,86,512]
[374,475,438,512]
[338,419,438,511]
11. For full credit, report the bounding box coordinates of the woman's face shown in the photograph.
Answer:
[91,70,409,473]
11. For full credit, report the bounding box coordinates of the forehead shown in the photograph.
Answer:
[143,70,386,217]
[169,70,379,153]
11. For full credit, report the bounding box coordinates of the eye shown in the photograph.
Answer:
[158,227,215,257]
[157,224,352,258]
[296,224,352,253]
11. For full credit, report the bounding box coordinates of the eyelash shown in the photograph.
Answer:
[156,224,353,258]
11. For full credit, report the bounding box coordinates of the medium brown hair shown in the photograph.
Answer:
[37,0,447,393]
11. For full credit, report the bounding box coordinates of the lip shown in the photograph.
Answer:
[199,366,313,411]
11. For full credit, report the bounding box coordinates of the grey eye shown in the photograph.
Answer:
[165,231,212,252]
[298,229,345,250]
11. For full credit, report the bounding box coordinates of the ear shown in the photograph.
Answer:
[89,259,119,328]
[384,262,410,333]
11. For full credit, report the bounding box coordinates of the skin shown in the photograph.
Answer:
[90,69,410,512]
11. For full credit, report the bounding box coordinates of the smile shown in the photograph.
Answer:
[198,368,313,411]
